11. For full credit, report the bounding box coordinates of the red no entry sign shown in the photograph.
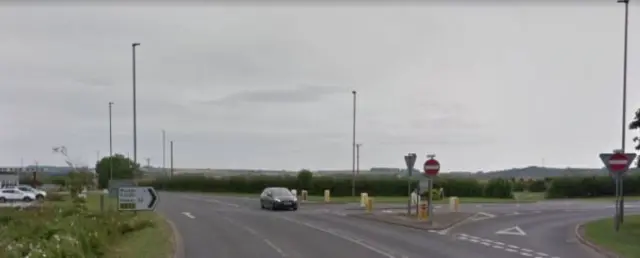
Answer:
[423,158,440,176]
[608,153,629,173]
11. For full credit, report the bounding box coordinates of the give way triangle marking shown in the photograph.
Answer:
[495,226,527,236]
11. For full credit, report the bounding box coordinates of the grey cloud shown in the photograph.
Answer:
[205,85,345,105]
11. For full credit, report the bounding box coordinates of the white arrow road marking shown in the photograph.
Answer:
[182,212,196,219]
[495,226,527,236]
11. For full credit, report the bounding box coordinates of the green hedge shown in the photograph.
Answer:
[142,175,513,198]
[545,175,640,198]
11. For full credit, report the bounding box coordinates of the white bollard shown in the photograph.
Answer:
[411,192,418,205]
[360,192,369,207]
[449,196,459,212]
[291,189,298,197]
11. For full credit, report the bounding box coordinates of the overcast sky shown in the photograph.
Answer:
[1,3,639,172]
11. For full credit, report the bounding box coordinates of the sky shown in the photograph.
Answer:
[0,3,639,172]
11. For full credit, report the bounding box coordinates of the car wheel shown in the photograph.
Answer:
[36,195,44,201]
[22,197,32,202]
[271,202,276,211]
[260,202,265,209]
[292,206,298,211]
[0,197,5,203]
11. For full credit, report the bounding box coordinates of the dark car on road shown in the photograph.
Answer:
[260,187,298,211]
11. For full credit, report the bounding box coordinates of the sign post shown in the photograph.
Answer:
[423,154,440,224]
[118,186,159,211]
[404,153,417,216]
[599,151,635,232]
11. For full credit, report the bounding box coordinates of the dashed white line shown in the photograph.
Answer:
[450,233,561,258]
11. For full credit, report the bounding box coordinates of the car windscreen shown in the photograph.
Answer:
[271,188,293,197]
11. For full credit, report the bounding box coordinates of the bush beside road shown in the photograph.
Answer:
[583,215,640,258]
[0,193,172,258]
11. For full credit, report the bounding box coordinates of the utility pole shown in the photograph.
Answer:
[132,42,141,171]
[145,158,151,168]
[162,130,166,176]
[170,141,174,177]
[109,101,114,181]
[356,143,362,175]
[351,90,357,197]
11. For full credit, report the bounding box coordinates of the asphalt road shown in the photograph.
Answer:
[157,192,542,258]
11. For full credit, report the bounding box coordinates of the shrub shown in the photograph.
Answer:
[0,198,155,257]
[527,179,547,192]
[483,178,513,198]
[45,192,66,202]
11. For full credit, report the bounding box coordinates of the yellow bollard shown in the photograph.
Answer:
[360,192,369,207]
[419,201,428,220]
[324,189,331,203]
[301,190,308,202]
[366,198,374,213]
[449,196,460,212]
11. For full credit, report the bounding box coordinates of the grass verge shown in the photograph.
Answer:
[0,192,172,258]
[584,215,640,258]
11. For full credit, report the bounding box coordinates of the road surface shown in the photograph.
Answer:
[158,192,544,258]
[157,192,636,258]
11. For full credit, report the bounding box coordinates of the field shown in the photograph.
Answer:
[584,215,640,258]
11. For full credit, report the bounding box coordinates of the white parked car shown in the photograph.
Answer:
[16,185,47,200]
[0,188,36,202]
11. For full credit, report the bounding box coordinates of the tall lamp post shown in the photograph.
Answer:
[351,90,357,197]
[162,130,166,177]
[109,101,114,181]
[356,143,362,175]
[132,42,140,172]
[617,0,630,223]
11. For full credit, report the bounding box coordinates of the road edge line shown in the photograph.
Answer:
[165,217,186,258]
[574,223,619,258]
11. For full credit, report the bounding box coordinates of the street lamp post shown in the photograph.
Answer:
[617,0,630,223]
[351,90,357,197]
[356,143,362,175]
[132,42,140,171]
[109,101,114,181]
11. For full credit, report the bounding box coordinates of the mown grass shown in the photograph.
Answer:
[584,215,640,258]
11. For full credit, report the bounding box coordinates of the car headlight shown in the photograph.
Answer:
[274,198,281,202]
[292,197,298,202]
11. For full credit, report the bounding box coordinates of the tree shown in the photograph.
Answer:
[297,169,313,190]
[629,108,640,167]
[95,154,139,189]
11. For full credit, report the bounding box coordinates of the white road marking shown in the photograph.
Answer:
[181,212,196,219]
[220,216,287,257]
[263,239,288,257]
[450,232,561,258]
[496,226,527,236]
[278,216,398,258]
[205,198,241,208]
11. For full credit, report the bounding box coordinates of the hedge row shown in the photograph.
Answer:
[141,175,515,198]
[546,175,640,198]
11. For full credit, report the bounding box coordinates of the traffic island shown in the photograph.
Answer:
[576,215,640,258]
[349,211,474,231]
